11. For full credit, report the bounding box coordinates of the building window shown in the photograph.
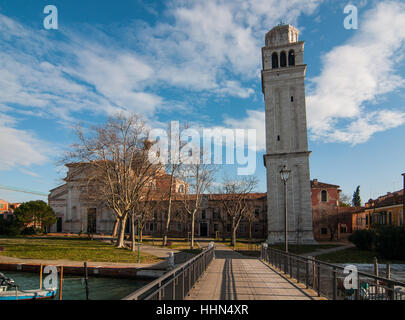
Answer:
[288,50,295,66]
[280,51,287,67]
[177,223,182,232]
[201,210,206,220]
[366,215,369,226]
[272,52,278,69]
[178,184,185,193]
[291,96,294,102]
[213,210,218,220]
[214,224,218,232]
[254,208,260,218]
[254,224,259,233]
[321,228,328,235]
[388,211,392,225]
[226,224,231,232]
[321,190,327,202]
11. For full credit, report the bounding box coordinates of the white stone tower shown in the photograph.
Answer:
[262,24,315,244]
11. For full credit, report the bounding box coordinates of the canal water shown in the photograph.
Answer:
[337,264,405,282]
[2,271,151,300]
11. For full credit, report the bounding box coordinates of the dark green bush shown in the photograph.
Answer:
[0,218,22,236]
[349,227,405,260]
[375,226,405,260]
[349,229,376,250]
[20,226,43,235]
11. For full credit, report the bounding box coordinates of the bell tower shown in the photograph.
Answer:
[262,25,315,244]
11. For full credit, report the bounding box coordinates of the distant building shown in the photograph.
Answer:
[310,180,359,241]
[48,163,189,234]
[0,200,21,220]
[142,193,268,239]
[353,189,404,230]
[49,164,341,241]
[0,200,8,218]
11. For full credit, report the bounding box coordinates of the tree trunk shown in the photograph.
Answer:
[249,222,252,240]
[163,201,172,246]
[163,173,175,246]
[190,212,195,250]
[231,223,237,247]
[112,218,119,237]
[139,226,143,243]
[117,215,128,248]
[131,214,136,252]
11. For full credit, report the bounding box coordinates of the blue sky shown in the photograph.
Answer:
[0,0,404,204]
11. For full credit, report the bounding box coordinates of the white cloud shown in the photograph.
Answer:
[224,109,266,151]
[0,114,50,170]
[135,0,322,96]
[0,13,163,122]
[307,1,405,144]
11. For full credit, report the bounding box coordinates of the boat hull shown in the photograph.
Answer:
[0,288,57,300]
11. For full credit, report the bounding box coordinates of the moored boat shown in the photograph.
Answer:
[0,273,57,300]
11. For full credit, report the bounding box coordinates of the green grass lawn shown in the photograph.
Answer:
[316,247,405,264]
[0,237,161,264]
[140,236,201,251]
[269,244,340,254]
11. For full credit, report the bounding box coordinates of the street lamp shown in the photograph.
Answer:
[280,165,291,253]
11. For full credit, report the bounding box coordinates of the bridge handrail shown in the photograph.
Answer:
[261,244,405,300]
[123,245,215,300]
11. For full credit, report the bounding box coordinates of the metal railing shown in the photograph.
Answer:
[123,245,215,300]
[260,244,405,300]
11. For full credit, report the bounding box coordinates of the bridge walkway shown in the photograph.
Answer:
[186,243,322,300]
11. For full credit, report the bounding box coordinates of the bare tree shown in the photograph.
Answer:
[161,122,187,246]
[218,176,258,246]
[181,152,217,249]
[244,202,257,241]
[131,184,164,249]
[65,113,163,248]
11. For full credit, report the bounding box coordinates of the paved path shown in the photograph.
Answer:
[186,244,320,300]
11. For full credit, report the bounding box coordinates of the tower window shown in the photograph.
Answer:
[288,50,295,66]
[291,96,294,102]
[321,190,327,202]
[272,52,278,69]
[277,135,280,141]
[280,51,287,67]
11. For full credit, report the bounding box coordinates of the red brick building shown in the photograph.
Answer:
[311,179,357,241]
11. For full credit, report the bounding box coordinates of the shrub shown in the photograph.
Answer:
[375,226,405,260]
[349,229,376,250]
[0,218,22,236]
[20,226,43,235]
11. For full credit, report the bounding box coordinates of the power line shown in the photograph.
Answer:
[0,185,48,197]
